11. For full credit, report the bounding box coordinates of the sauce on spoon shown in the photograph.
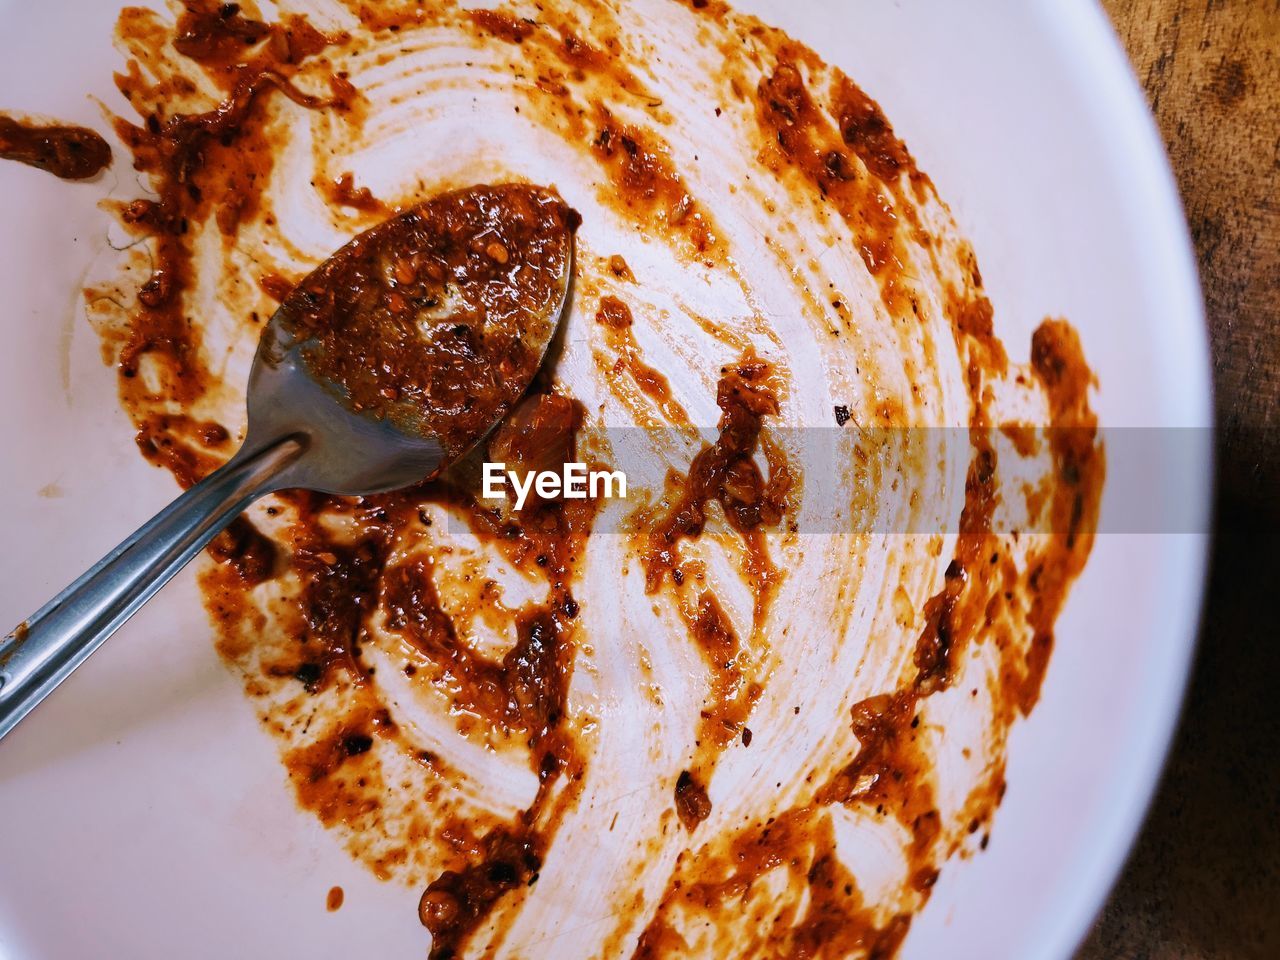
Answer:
[279,183,579,460]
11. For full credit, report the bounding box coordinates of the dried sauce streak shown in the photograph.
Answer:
[171,2,270,65]
[230,385,590,958]
[629,13,1104,954]
[279,184,577,459]
[0,113,111,180]
[324,171,387,213]
[102,12,590,951]
[755,56,907,291]
[595,295,689,426]
[206,516,276,586]
[206,390,592,953]
[105,0,349,481]
[817,690,942,894]
[633,808,910,959]
[419,825,543,959]
[169,2,333,75]
[384,562,574,739]
[640,355,788,840]
[467,9,537,45]
[681,588,758,754]
[1021,320,1105,709]
[287,532,391,692]
[674,770,712,832]
[408,394,591,960]
[84,2,1108,959]
[644,353,789,600]
[592,109,718,257]
[132,413,231,489]
[635,325,1102,952]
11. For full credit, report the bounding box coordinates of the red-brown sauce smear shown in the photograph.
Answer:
[77,1,1107,958]
[0,113,111,180]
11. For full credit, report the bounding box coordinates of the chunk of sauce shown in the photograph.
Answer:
[278,184,577,461]
[674,770,712,832]
[0,113,111,180]
[643,353,789,593]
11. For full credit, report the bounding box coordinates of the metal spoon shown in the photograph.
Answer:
[0,183,574,742]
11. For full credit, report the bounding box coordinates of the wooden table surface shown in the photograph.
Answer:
[1080,2,1279,958]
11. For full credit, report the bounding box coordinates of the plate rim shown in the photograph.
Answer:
[1024,2,1214,958]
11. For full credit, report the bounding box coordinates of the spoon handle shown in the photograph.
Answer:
[0,437,304,743]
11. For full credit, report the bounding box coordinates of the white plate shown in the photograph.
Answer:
[0,1,1211,958]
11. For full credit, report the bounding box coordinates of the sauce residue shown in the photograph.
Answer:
[0,113,111,180]
[80,1,1107,957]
[277,183,576,458]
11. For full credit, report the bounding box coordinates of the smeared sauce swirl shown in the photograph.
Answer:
[81,1,1106,957]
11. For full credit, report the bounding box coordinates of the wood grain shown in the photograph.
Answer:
[1080,2,1279,958]
[1104,0,1279,526]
